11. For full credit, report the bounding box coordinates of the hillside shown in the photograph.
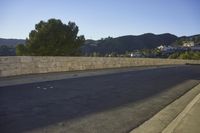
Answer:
[81,33,178,55]
[0,38,25,47]
[172,34,200,46]
[0,33,200,56]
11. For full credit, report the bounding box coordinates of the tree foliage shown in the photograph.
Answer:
[16,44,28,56]
[169,51,200,60]
[16,19,85,56]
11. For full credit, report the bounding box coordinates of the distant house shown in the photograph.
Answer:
[157,45,175,51]
[183,41,194,47]
[130,52,144,58]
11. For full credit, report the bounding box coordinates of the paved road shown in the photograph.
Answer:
[0,65,200,133]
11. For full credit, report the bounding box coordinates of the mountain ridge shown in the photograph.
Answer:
[0,38,25,47]
[82,33,178,54]
[1,33,199,56]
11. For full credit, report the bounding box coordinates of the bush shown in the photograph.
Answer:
[169,51,200,60]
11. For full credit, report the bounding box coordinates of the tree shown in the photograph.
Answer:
[16,44,28,56]
[17,18,85,56]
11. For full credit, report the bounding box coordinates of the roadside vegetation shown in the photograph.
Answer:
[168,51,200,60]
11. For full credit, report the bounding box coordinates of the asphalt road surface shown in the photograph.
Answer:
[0,65,200,133]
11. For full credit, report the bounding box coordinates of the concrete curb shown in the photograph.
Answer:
[162,87,200,133]
[130,83,200,133]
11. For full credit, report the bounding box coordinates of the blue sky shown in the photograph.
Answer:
[0,0,200,40]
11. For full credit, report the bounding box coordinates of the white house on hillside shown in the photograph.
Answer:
[157,45,175,51]
[183,41,194,47]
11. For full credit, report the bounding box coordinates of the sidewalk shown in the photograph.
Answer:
[163,91,200,133]
[130,83,200,133]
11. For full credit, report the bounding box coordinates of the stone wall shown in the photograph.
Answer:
[0,56,200,77]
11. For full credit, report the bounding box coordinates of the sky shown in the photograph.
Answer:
[0,0,200,40]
